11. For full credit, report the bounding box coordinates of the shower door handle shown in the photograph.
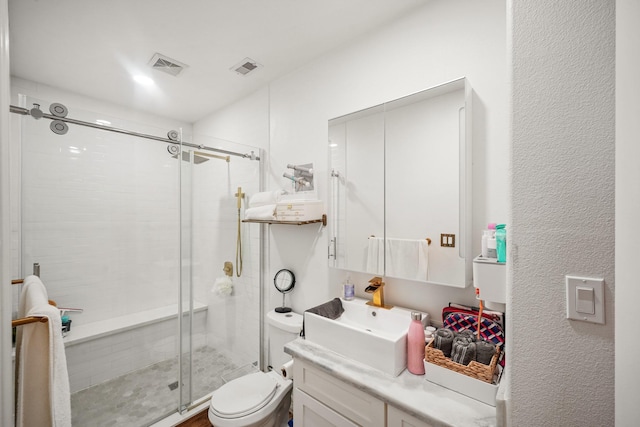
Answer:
[328,237,337,260]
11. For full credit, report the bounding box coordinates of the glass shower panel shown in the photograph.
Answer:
[180,133,262,409]
[19,97,182,426]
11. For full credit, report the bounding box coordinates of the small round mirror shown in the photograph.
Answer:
[274,269,295,313]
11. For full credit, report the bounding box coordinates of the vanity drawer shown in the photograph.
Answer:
[294,360,385,427]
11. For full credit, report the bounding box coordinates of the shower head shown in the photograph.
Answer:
[193,154,209,164]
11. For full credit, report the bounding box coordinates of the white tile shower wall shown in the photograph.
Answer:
[189,141,262,367]
[65,311,206,393]
[10,80,193,326]
[20,115,180,324]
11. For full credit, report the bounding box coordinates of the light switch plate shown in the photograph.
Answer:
[566,275,605,324]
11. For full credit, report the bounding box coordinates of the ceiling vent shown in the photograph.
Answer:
[231,57,262,76]
[149,53,188,77]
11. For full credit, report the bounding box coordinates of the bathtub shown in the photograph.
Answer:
[64,302,207,392]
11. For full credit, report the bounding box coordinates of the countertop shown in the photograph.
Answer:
[285,338,499,427]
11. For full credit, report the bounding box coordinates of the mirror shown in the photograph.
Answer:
[328,78,472,288]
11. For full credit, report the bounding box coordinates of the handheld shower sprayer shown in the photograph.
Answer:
[235,187,244,209]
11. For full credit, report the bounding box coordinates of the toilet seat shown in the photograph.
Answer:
[210,372,279,419]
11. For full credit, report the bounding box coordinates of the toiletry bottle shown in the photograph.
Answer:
[481,230,493,258]
[495,224,507,263]
[424,328,434,347]
[407,312,426,375]
[486,223,497,259]
[343,276,354,300]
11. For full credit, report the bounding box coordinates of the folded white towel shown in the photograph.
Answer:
[249,190,283,208]
[245,204,277,220]
[16,275,71,427]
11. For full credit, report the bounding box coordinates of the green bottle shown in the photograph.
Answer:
[495,224,507,263]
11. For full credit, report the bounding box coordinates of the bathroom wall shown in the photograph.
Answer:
[615,0,640,423]
[509,0,615,425]
[196,0,507,318]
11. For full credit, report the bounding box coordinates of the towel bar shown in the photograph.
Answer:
[10,263,42,284]
[12,316,49,328]
[368,235,432,245]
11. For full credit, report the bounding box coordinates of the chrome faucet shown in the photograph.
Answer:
[365,277,393,309]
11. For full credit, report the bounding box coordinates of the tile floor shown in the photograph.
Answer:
[70,346,254,427]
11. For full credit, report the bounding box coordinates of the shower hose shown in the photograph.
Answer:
[236,187,243,277]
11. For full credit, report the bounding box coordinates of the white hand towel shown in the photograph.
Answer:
[245,204,277,220]
[385,238,429,281]
[366,237,384,275]
[16,275,71,427]
[249,190,283,208]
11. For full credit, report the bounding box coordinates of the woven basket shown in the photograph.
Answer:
[424,340,499,384]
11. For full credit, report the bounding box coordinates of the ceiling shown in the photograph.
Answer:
[8,0,428,123]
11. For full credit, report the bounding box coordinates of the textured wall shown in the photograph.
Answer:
[509,1,615,425]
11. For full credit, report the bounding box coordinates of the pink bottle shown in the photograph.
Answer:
[407,312,425,375]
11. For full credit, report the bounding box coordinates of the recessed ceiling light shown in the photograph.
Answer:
[95,119,111,126]
[133,75,155,86]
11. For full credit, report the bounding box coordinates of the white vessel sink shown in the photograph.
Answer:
[304,297,428,376]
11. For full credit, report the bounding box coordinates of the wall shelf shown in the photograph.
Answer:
[243,214,327,227]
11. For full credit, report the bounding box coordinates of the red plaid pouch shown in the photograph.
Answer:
[441,305,506,368]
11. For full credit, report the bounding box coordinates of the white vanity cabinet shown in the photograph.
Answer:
[293,359,385,426]
[387,405,434,427]
[293,358,433,427]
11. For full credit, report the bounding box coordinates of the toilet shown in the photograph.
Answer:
[208,310,303,427]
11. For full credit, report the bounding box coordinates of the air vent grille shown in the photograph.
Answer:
[149,53,188,77]
[231,57,262,76]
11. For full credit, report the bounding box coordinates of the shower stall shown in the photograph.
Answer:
[11,96,264,426]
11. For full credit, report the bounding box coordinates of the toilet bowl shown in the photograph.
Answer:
[208,370,292,427]
[208,310,302,427]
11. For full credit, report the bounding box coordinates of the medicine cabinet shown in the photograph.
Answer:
[328,78,472,288]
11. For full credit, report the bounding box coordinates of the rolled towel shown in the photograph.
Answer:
[433,328,455,357]
[245,204,277,220]
[455,329,476,341]
[475,340,497,365]
[301,298,344,338]
[249,190,283,208]
[451,339,476,366]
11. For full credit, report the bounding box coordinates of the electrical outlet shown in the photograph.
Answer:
[440,234,455,247]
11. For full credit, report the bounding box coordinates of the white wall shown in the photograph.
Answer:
[509,1,615,425]
[263,0,507,316]
[616,0,640,423]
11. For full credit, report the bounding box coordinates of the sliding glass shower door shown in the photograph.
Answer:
[15,96,262,426]
[178,132,263,412]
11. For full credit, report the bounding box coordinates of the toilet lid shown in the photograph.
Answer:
[210,372,278,418]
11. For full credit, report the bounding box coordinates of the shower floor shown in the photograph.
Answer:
[70,346,251,427]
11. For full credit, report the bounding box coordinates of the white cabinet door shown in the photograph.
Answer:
[294,359,386,427]
[387,405,434,427]
[294,388,359,427]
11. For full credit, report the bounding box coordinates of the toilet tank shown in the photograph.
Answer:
[266,310,303,370]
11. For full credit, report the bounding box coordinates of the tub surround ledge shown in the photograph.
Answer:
[285,338,498,427]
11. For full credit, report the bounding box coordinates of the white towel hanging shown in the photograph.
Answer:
[16,276,71,427]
